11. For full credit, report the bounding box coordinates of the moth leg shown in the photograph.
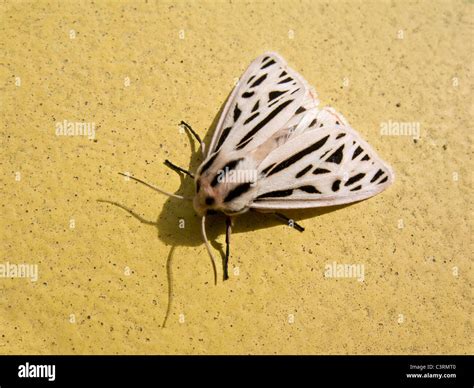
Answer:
[273,212,305,232]
[180,121,206,154]
[164,159,194,178]
[224,216,232,280]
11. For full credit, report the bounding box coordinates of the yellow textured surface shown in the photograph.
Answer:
[0,0,472,354]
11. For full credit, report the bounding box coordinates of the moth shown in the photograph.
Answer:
[123,52,394,282]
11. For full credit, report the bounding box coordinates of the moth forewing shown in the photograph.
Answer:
[206,52,316,157]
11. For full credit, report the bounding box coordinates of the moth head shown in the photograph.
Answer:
[193,175,253,217]
[193,182,215,217]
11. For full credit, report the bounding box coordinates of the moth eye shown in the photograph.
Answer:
[205,197,215,206]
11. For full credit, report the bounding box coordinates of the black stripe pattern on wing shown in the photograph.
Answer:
[250,74,267,88]
[269,90,287,102]
[256,189,293,199]
[223,182,253,203]
[210,158,243,187]
[345,173,365,186]
[233,104,241,122]
[244,112,259,125]
[199,152,219,175]
[313,168,330,175]
[325,145,344,164]
[370,169,384,183]
[214,127,232,152]
[266,135,330,177]
[235,99,294,150]
[261,59,276,69]
[251,101,259,113]
[295,164,313,178]
[298,185,321,194]
[352,146,363,160]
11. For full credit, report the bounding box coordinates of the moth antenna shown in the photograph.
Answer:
[179,121,206,155]
[201,216,218,285]
[164,159,194,178]
[118,172,192,201]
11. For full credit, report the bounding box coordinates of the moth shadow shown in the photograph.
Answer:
[99,101,230,260]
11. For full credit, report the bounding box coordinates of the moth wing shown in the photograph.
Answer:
[251,116,395,209]
[207,52,318,156]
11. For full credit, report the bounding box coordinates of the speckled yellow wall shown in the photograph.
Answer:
[0,0,472,355]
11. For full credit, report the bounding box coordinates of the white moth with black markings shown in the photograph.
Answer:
[123,52,394,282]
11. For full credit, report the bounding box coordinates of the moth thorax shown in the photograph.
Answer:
[194,156,259,216]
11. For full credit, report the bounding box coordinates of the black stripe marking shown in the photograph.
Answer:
[332,180,341,192]
[326,145,344,164]
[247,75,255,84]
[295,106,306,114]
[370,169,384,183]
[261,163,275,175]
[350,185,362,191]
[267,135,330,177]
[352,146,363,160]
[269,90,286,102]
[261,59,276,69]
[257,189,293,199]
[242,91,254,98]
[199,153,219,175]
[233,104,241,122]
[378,176,388,184]
[243,112,259,125]
[278,77,293,84]
[320,149,331,159]
[309,119,317,127]
[211,158,243,187]
[268,98,281,108]
[235,138,252,150]
[251,101,259,113]
[336,133,346,139]
[215,127,232,152]
[236,99,294,148]
[361,154,370,161]
[210,174,221,187]
[196,180,201,193]
[279,71,287,77]
[250,74,267,88]
[295,164,313,178]
[290,88,300,95]
[298,185,321,194]
[224,182,253,202]
[345,173,366,186]
[313,168,331,175]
